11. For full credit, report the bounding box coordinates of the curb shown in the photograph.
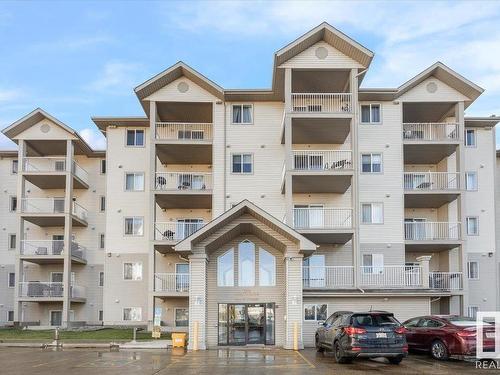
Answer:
[0,340,171,349]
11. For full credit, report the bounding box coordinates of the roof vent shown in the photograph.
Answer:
[40,123,51,133]
[315,46,328,60]
[177,81,189,93]
[426,82,438,93]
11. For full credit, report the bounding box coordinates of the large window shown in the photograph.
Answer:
[465,129,476,147]
[123,262,142,281]
[8,272,15,288]
[11,160,18,174]
[125,173,145,191]
[217,249,234,286]
[304,304,328,321]
[360,104,381,124]
[466,217,479,235]
[361,153,382,173]
[232,104,253,124]
[126,129,144,146]
[124,217,144,236]
[361,203,383,224]
[175,308,189,327]
[232,154,253,174]
[465,172,478,191]
[123,307,142,321]
[10,196,17,212]
[259,248,276,286]
[467,261,479,280]
[238,240,255,287]
[8,234,16,250]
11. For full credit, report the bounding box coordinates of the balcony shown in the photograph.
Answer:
[154,273,189,296]
[303,266,354,289]
[20,240,86,264]
[21,157,89,188]
[20,198,88,227]
[429,272,463,290]
[403,123,460,164]
[18,282,86,302]
[405,221,461,251]
[291,93,353,115]
[404,172,461,207]
[155,172,212,209]
[293,207,353,243]
[154,221,205,242]
[285,150,353,193]
[359,266,422,288]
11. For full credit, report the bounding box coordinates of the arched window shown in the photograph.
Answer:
[217,248,234,286]
[238,240,255,286]
[259,248,276,286]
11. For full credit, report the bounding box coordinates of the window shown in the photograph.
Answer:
[304,304,328,321]
[467,261,479,280]
[123,262,142,281]
[124,217,144,236]
[360,104,381,124]
[126,129,144,146]
[232,154,253,174]
[175,308,189,327]
[259,248,276,286]
[99,196,106,212]
[11,160,18,174]
[361,203,383,224]
[8,234,16,250]
[9,196,17,212]
[465,172,477,191]
[100,159,106,174]
[99,233,105,249]
[232,104,253,124]
[362,254,384,274]
[8,272,15,288]
[467,306,479,319]
[125,172,145,191]
[98,310,103,321]
[123,307,142,321]
[466,217,479,235]
[465,129,476,147]
[7,311,14,322]
[98,271,104,287]
[217,249,234,287]
[238,240,255,287]
[361,153,382,173]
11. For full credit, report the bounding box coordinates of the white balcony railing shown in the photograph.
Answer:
[403,123,460,141]
[154,273,189,292]
[18,282,86,298]
[292,150,352,171]
[22,157,67,173]
[21,198,65,214]
[291,93,353,114]
[360,266,422,288]
[70,285,86,299]
[404,222,461,241]
[429,272,463,290]
[404,172,460,190]
[155,221,205,241]
[293,208,352,229]
[303,266,354,288]
[71,161,89,184]
[71,202,88,222]
[20,240,85,260]
[155,172,212,191]
[155,122,212,141]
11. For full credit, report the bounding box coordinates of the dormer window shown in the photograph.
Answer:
[232,104,253,124]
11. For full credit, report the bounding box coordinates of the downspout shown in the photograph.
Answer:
[357,287,365,293]
[223,102,227,211]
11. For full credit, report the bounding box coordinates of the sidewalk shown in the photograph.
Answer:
[0,339,172,349]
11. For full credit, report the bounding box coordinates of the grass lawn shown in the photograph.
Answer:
[0,328,172,341]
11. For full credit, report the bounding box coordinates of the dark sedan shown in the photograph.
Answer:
[402,315,497,360]
[315,310,408,364]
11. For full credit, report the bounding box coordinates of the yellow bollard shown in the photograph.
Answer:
[293,321,298,351]
[193,321,199,351]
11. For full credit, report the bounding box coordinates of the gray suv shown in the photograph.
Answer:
[315,310,408,364]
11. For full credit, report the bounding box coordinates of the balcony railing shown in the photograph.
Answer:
[22,157,67,173]
[155,122,212,141]
[71,161,89,184]
[403,123,460,141]
[303,266,354,288]
[292,150,352,171]
[155,172,212,191]
[155,221,205,241]
[72,202,88,222]
[293,208,352,229]
[21,198,65,214]
[291,93,353,114]
[20,240,86,260]
[429,272,463,290]
[154,273,189,292]
[404,222,461,241]
[18,282,86,299]
[404,172,460,190]
[360,266,422,288]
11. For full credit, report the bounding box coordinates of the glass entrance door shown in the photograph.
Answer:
[247,304,265,344]
[228,304,246,345]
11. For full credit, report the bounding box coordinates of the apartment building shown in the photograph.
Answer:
[1,23,499,349]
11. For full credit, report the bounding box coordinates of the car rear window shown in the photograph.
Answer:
[351,314,399,327]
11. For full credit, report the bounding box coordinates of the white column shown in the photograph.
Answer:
[284,254,303,349]
[284,68,293,226]
[62,140,74,327]
[188,254,208,350]
[14,140,26,322]
[148,100,157,329]
[416,255,432,288]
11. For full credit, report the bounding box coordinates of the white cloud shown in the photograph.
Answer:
[86,61,143,95]
[78,128,106,150]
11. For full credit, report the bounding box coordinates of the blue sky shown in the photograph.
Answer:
[1,0,500,150]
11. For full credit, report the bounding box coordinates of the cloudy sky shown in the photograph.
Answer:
[1,0,499,150]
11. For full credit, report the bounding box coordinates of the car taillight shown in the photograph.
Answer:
[394,326,407,334]
[457,330,476,338]
[403,344,409,352]
[344,326,367,336]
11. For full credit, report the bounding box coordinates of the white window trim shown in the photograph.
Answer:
[258,247,276,287]
[231,104,254,125]
[98,271,104,287]
[360,153,383,174]
[231,153,254,175]
[123,262,143,281]
[8,233,16,250]
[7,272,15,288]
[124,216,144,236]
[174,307,189,327]
[465,171,478,191]
[360,103,382,125]
[467,261,480,280]
[303,303,328,321]
[217,248,235,287]
[238,240,256,287]
[465,129,477,147]
[11,159,18,175]
[466,216,479,236]
[125,129,145,147]
[7,310,14,322]
[124,172,145,192]
[361,202,384,224]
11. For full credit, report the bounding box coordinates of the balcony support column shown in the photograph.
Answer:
[350,68,360,288]
[14,140,26,323]
[148,100,157,330]
[416,255,432,288]
[62,140,74,327]
[284,254,303,350]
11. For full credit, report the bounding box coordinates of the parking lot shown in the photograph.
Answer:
[0,347,491,375]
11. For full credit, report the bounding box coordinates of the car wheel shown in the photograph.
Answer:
[430,340,449,360]
[388,356,403,365]
[334,341,351,364]
[315,335,325,352]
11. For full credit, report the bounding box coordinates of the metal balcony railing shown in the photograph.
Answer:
[20,240,85,260]
[404,172,460,190]
[359,266,422,288]
[21,198,65,214]
[154,221,205,241]
[154,273,189,292]
[292,150,353,171]
[404,222,461,241]
[155,122,212,141]
[429,272,463,290]
[302,266,354,288]
[155,172,212,191]
[403,122,460,141]
[293,208,352,229]
[291,93,353,114]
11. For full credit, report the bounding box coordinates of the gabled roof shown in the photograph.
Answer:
[91,116,149,134]
[175,199,317,254]
[464,116,500,128]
